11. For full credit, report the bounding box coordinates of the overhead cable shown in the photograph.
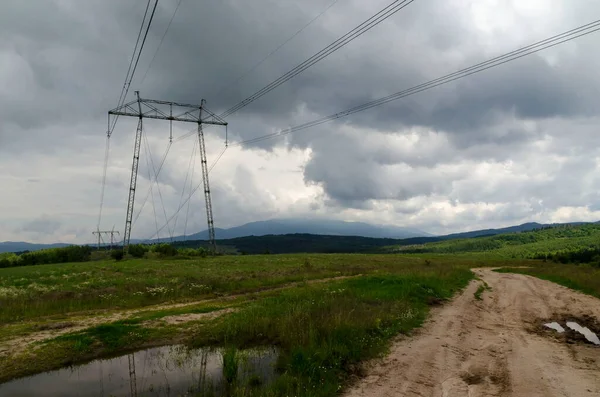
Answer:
[140,0,185,85]
[145,19,600,243]
[98,0,154,231]
[218,0,417,119]
[234,19,600,146]
[110,0,160,135]
[211,0,341,102]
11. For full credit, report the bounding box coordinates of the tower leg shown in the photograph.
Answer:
[198,101,217,253]
[123,117,143,251]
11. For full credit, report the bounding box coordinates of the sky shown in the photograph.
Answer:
[2,0,600,244]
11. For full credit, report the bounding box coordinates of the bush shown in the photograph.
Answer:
[177,247,209,257]
[0,253,19,268]
[151,243,178,257]
[111,249,124,261]
[127,244,149,258]
[2,246,92,268]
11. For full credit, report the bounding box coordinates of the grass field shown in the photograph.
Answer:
[0,253,528,324]
[4,223,600,395]
[0,253,505,394]
[496,263,600,299]
[392,223,600,258]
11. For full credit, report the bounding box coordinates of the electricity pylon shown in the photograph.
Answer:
[92,228,120,250]
[108,92,227,253]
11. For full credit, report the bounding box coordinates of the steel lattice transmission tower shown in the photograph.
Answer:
[108,92,227,252]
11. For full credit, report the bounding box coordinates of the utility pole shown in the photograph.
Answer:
[108,92,227,253]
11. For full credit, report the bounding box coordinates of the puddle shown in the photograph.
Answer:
[544,322,565,333]
[541,316,600,347]
[0,345,278,396]
[566,322,600,345]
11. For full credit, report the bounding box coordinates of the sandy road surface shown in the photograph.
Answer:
[345,269,600,397]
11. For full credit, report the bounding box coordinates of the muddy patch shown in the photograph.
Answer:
[536,315,600,346]
[158,308,237,325]
[33,322,76,331]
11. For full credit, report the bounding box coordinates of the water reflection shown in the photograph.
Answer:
[0,345,278,396]
[566,322,600,345]
[543,322,565,333]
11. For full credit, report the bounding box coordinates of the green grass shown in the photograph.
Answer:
[495,263,600,298]
[0,253,517,324]
[0,254,375,323]
[189,265,473,396]
[474,284,486,300]
[0,254,477,394]
[392,223,600,258]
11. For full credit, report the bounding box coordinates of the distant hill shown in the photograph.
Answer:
[0,242,70,254]
[441,222,589,240]
[175,233,402,254]
[1,220,596,254]
[176,218,430,241]
[394,223,600,258]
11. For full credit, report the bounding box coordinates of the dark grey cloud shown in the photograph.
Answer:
[3,0,600,243]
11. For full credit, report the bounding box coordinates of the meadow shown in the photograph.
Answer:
[496,263,600,298]
[392,223,600,258]
[0,253,505,394]
[3,223,600,395]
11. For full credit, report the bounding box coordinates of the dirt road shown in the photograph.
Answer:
[345,269,600,397]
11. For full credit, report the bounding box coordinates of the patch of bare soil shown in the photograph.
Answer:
[344,269,600,397]
[153,308,237,326]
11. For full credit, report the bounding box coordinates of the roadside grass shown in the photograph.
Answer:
[191,266,473,396]
[474,284,486,300]
[473,280,492,301]
[495,264,600,299]
[0,254,521,324]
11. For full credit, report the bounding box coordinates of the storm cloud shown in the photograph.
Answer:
[2,0,600,243]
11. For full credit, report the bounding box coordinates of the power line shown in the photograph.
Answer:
[143,131,173,240]
[173,142,197,234]
[126,0,160,100]
[142,133,161,243]
[110,0,160,135]
[115,0,152,118]
[183,143,197,241]
[211,0,342,102]
[218,0,417,119]
[233,19,600,147]
[140,0,185,85]
[132,141,172,228]
[208,146,228,173]
[98,0,153,232]
[96,133,111,230]
[142,144,226,243]
[144,18,600,243]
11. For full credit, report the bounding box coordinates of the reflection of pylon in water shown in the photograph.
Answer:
[128,353,137,397]
[198,350,208,391]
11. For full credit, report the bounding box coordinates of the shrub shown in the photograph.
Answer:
[111,249,124,261]
[177,247,209,257]
[3,246,92,268]
[151,243,178,257]
[127,244,149,258]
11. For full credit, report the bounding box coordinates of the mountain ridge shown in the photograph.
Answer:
[0,219,595,253]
